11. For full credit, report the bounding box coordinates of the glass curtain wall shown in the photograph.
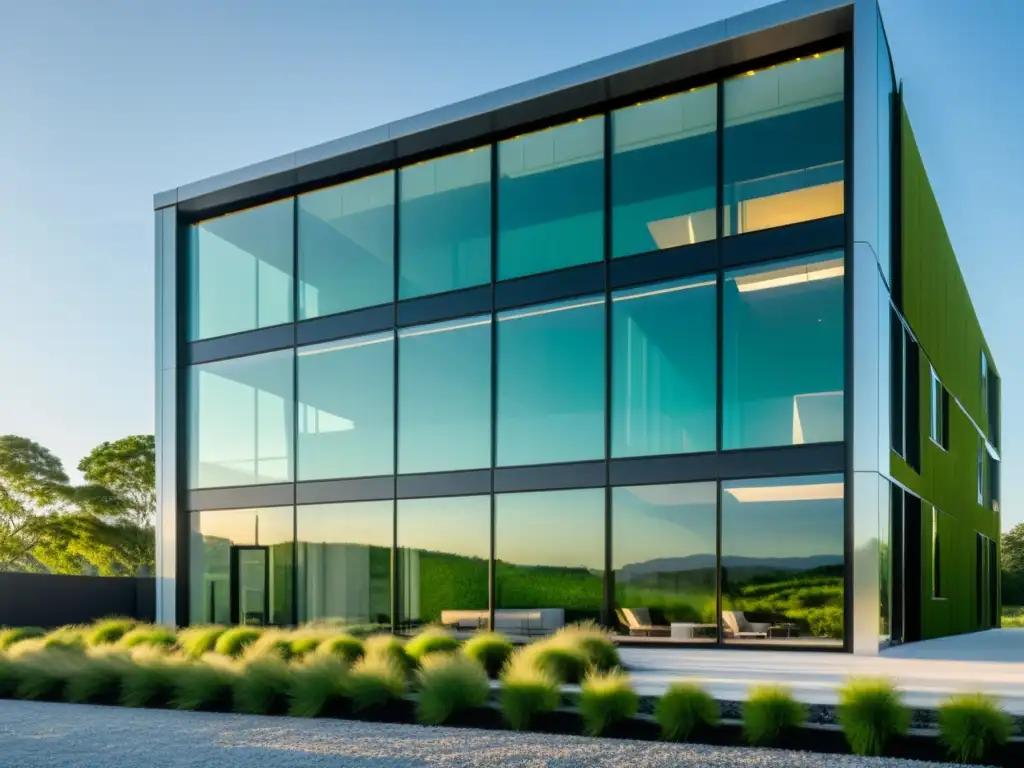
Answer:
[398,495,490,632]
[612,483,718,642]
[723,50,845,235]
[611,85,717,257]
[189,199,294,340]
[189,349,294,489]
[189,507,295,626]
[721,474,845,645]
[296,501,393,629]
[298,171,395,318]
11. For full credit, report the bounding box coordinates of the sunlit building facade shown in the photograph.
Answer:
[155,0,1000,653]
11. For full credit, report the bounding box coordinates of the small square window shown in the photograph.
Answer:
[929,367,949,450]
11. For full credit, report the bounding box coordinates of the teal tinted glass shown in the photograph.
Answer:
[188,349,294,489]
[723,50,845,236]
[498,117,604,280]
[297,332,394,481]
[398,496,490,630]
[188,199,294,340]
[497,296,605,466]
[612,85,717,258]
[398,316,491,474]
[399,147,491,299]
[721,474,845,645]
[189,507,295,626]
[495,489,604,625]
[612,483,718,641]
[723,252,844,450]
[298,171,394,318]
[612,276,716,457]
[296,501,393,629]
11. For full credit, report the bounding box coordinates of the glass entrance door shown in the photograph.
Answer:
[231,546,269,626]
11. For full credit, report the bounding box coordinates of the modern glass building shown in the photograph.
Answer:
[154,0,1001,654]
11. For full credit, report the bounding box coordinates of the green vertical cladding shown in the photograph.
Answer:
[891,95,1001,639]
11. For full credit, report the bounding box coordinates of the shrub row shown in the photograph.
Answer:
[0,620,1016,764]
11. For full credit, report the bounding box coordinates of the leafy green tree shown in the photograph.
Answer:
[78,435,155,527]
[1002,523,1024,574]
[0,435,71,571]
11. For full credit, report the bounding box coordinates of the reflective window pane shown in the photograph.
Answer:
[399,147,491,299]
[298,171,394,318]
[721,475,845,646]
[495,489,604,630]
[296,502,393,629]
[188,199,294,340]
[612,277,716,457]
[398,496,489,632]
[498,117,604,280]
[612,85,717,258]
[612,483,717,643]
[497,296,605,466]
[724,50,845,236]
[297,332,394,481]
[189,507,295,626]
[399,316,491,474]
[188,349,294,489]
[723,252,844,450]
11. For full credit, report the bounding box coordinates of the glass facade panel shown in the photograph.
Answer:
[296,501,393,629]
[399,147,491,299]
[723,50,845,236]
[612,483,717,642]
[298,171,394,318]
[723,252,844,450]
[189,507,295,626]
[398,496,490,631]
[188,199,294,340]
[497,296,605,466]
[398,316,491,474]
[297,332,394,481]
[612,86,717,258]
[498,117,604,280]
[188,349,293,489]
[721,474,845,645]
[495,488,604,628]
[612,276,716,457]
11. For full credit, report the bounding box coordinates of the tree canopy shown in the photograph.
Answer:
[0,434,155,575]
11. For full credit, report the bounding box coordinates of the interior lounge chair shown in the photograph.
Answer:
[617,607,670,637]
[722,610,771,639]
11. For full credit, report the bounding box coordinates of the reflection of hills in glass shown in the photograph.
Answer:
[618,554,843,581]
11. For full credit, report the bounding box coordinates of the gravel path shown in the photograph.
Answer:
[0,700,963,768]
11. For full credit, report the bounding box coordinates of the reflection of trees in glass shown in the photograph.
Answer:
[724,563,844,639]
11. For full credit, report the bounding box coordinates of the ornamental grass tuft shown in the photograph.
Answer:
[415,652,490,725]
[938,693,1014,764]
[86,618,136,647]
[363,634,415,677]
[404,628,460,663]
[0,627,45,651]
[233,656,293,715]
[172,655,239,711]
[498,648,561,731]
[553,622,621,672]
[120,648,186,708]
[578,670,638,736]
[213,627,261,657]
[342,653,406,716]
[527,641,590,685]
[741,684,807,746]
[462,632,514,679]
[64,648,133,704]
[177,626,226,659]
[119,625,177,650]
[837,678,910,756]
[654,682,720,741]
[288,655,349,718]
[315,634,365,665]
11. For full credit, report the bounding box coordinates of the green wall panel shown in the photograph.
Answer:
[893,97,1000,640]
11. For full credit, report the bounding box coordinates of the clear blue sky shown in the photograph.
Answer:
[0,0,1019,526]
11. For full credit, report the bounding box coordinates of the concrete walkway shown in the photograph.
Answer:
[620,629,1024,713]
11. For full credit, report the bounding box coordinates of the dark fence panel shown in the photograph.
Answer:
[0,573,156,628]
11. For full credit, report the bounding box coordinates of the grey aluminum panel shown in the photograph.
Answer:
[187,484,295,512]
[494,462,606,493]
[295,477,395,505]
[851,470,882,654]
[877,268,892,476]
[188,324,296,365]
[156,0,854,214]
[397,470,491,499]
[154,189,178,210]
[852,242,880,474]
[852,0,879,259]
[154,208,178,625]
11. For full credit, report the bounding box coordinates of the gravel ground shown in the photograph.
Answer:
[0,700,964,768]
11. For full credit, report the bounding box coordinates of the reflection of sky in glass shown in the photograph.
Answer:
[195,506,295,547]
[398,496,490,560]
[297,501,392,548]
[496,489,604,570]
[612,483,716,568]
[722,474,844,559]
